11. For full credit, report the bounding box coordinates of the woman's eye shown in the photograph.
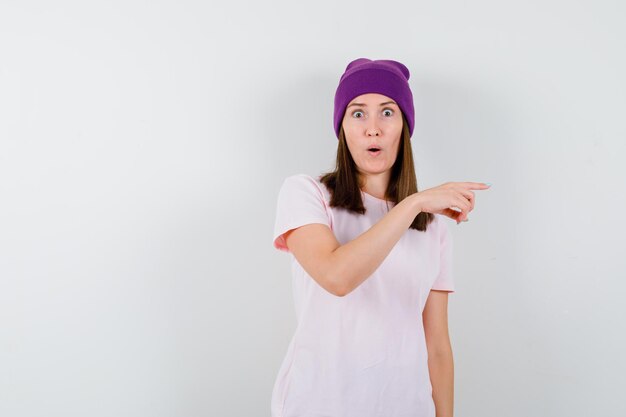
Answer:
[383,108,394,116]
[352,110,364,118]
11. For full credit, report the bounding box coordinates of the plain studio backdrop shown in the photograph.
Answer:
[1,1,625,416]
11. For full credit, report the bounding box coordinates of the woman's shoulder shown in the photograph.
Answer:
[281,173,321,188]
[431,212,452,238]
[279,173,329,198]
[282,172,316,182]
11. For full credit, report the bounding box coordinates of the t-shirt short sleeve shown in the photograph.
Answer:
[273,174,332,253]
[431,215,455,292]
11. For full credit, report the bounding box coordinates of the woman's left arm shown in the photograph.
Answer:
[423,289,454,417]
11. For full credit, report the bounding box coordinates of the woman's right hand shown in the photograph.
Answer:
[412,182,490,224]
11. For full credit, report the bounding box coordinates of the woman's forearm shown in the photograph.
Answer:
[428,349,454,417]
[329,194,423,296]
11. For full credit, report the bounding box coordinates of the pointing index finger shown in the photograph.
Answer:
[463,182,491,189]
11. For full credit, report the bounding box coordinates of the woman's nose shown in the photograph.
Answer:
[366,120,381,136]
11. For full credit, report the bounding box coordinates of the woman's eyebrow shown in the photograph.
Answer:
[347,101,397,108]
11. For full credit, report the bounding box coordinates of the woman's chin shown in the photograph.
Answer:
[360,164,390,174]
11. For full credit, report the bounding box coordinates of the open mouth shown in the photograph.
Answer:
[368,147,381,155]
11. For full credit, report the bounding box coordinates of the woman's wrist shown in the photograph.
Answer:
[407,193,423,215]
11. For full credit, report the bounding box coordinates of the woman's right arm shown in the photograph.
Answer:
[284,193,425,297]
[283,181,487,297]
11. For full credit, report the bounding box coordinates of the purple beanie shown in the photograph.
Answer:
[333,58,415,139]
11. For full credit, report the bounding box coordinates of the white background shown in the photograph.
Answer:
[1,1,625,416]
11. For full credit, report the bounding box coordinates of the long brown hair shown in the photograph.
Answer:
[319,113,434,232]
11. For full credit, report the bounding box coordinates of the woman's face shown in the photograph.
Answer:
[341,93,403,178]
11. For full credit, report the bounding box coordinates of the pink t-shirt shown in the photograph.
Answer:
[271,173,455,417]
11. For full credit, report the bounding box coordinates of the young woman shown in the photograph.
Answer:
[271,58,489,417]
